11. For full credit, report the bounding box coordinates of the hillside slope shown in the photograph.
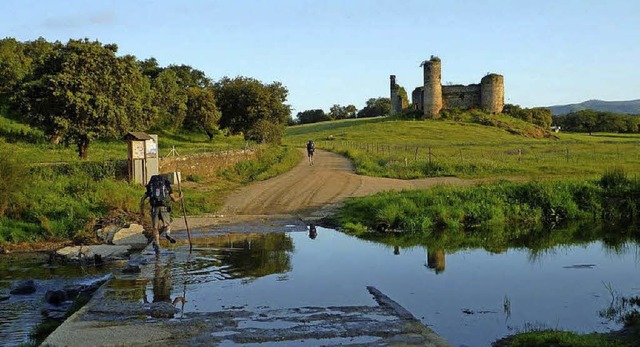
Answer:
[548,99,640,115]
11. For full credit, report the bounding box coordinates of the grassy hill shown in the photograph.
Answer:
[548,99,640,116]
[284,115,640,179]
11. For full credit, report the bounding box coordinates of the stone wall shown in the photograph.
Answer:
[442,84,481,110]
[392,56,504,115]
[422,58,442,119]
[480,73,504,113]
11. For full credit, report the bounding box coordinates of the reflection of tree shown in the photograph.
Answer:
[426,249,445,274]
[353,220,640,257]
[185,233,293,283]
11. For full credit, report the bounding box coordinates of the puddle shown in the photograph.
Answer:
[121,227,640,347]
[4,226,640,346]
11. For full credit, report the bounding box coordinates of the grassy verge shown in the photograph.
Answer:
[0,141,300,244]
[285,115,640,179]
[335,169,639,238]
[494,330,629,347]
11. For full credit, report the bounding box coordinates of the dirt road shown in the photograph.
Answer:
[218,149,473,219]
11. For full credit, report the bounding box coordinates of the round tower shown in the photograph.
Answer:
[480,73,504,113]
[390,75,399,115]
[422,56,443,119]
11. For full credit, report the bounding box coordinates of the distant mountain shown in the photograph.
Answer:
[547,99,640,116]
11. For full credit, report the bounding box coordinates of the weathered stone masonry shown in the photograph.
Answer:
[391,56,504,118]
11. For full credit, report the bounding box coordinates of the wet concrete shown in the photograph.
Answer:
[44,231,452,347]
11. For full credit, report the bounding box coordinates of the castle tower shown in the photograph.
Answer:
[422,56,443,119]
[390,75,400,115]
[480,73,504,113]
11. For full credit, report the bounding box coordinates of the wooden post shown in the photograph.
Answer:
[414,147,419,161]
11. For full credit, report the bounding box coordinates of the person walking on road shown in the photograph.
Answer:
[306,140,315,166]
[140,174,183,254]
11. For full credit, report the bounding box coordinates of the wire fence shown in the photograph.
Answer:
[300,140,640,176]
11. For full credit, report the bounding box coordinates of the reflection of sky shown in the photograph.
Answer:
[181,227,640,347]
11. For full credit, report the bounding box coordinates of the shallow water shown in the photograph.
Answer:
[123,227,640,347]
[4,227,640,347]
[0,253,117,346]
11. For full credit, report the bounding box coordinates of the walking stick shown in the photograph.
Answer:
[176,172,193,252]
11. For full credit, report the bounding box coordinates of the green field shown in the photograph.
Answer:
[285,116,640,179]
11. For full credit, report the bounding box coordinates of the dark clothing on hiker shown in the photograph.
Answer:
[307,140,315,165]
[307,141,315,155]
[140,174,183,253]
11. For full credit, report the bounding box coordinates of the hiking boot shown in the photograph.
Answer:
[165,234,176,244]
[152,242,160,255]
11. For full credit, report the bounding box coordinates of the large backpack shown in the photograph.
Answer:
[307,141,315,152]
[146,175,170,207]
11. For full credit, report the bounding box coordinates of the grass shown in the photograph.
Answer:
[285,115,640,179]
[494,330,629,347]
[0,107,301,243]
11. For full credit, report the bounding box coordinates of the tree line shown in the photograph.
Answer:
[0,37,291,158]
[295,97,391,124]
[552,110,640,134]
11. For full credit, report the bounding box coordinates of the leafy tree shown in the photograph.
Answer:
[215,76,291,141]
[246,118,285,144]
[0,38,30,93]
[345,104,357,118]
[503,104,552,128]
[184,87,221,140]
[329,104,349,120]
[297,109,329,124]
[151,69,188,129]
[15,39,155,158]
[397,87,409,109]
[139,57,163,80]
[357,97,391,118]
[166,64,211,89]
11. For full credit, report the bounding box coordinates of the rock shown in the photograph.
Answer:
[122,264,141,274]
[56,245,131,263]
[42,306,69,321]
[45,290,68,305]
[111,224,148,249]
[96,224,120,243]
[10,280,36,295]
[0,295,10,302]
[148,302,179,318]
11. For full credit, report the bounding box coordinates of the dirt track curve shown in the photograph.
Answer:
[218,149,474,219]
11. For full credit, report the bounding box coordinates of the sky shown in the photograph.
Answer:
[1,0,639,114]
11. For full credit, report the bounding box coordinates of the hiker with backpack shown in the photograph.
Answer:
[140,174,184,254]
[306,140,315,165]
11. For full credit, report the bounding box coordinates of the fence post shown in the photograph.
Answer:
[414,147,419,161]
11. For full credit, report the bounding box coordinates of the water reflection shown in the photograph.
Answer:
[185,232,294,283]
[308,224,317,240]
[149,257,172,304]
[426,249,446,274]
[173,226,639,347]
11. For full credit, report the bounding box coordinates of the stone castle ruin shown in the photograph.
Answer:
[390,56,504,118]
